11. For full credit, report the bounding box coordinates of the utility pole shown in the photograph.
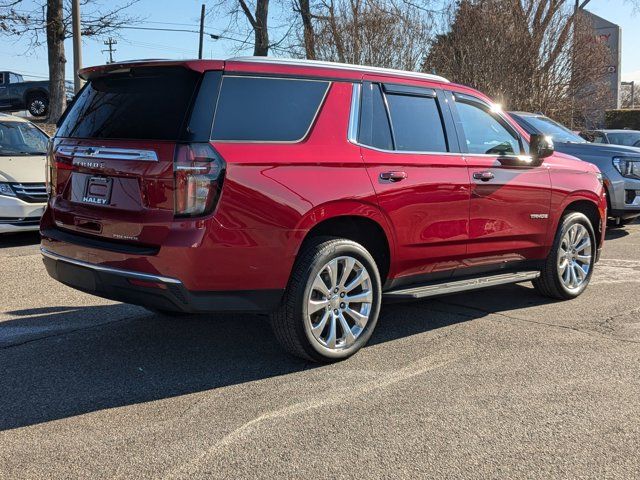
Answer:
[198,4,206,59]
[102,38,118,64]
[71,0,83,93]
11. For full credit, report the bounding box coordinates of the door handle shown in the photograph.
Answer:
[473,171,494,182]
[380,171,407,182]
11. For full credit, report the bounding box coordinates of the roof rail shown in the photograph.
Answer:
[227,56,450,83]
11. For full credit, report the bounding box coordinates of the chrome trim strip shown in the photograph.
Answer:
[56,146,158,162]
[347,83,361,144]
[40,247,182,285]
[227,56,450,83]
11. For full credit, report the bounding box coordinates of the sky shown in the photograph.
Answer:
[1,0,639,83]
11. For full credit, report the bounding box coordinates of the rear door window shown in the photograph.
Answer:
[358,82,449,153]
[385,92,448,152]
[56,67,201,140]
[211,76,330,142]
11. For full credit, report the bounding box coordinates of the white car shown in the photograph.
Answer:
[0,113,49,233]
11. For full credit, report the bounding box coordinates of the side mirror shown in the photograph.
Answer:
[530,134,554,162]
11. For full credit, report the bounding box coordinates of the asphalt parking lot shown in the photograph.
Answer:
[1,224,639,479]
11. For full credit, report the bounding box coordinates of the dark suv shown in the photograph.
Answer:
[42,58,606,361]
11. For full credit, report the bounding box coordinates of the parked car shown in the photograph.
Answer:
[580,129,640,148]
[0,113,49,233]
[41,58,606,362]
[0,71,73,117]
[510,112,640,226]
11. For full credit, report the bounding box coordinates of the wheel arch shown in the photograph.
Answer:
[23,88,49,105]
[560,196,604,251]
[292,201,396,285]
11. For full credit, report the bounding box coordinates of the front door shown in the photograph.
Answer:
[356,78,470,284]
[450,93,551,269]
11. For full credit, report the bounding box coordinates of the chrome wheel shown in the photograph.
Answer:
[306,256,373,351]
[557,223,592,290]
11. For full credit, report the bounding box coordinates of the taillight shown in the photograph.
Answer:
[174,143,225,217]
[47,138,69,196]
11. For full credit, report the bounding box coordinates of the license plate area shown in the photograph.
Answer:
[76,176,113,206]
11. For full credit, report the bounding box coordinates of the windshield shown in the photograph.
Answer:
[0,121,49,156]
[607,132,640,147]
[520,115,586,143]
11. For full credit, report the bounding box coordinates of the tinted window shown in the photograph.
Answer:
[386,94,448,152]
[57,67,200,140]
[0,74,4,85]
[212,77,329,142]
[456,101,520,155]
[358,83,393,150]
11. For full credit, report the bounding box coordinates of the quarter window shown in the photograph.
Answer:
[455,100,520,155]
[212,77,330,142]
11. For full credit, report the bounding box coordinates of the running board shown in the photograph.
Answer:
[383,271,540,300]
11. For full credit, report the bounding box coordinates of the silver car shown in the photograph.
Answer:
[510,112,640,226]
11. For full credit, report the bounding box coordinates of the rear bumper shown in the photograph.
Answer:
[41,248,283,313]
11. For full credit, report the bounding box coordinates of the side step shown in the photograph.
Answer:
[383,271,540,300]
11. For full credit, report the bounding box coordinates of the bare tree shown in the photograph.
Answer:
[288,0,436,70]
[424,0,614,127]
[209,0,271,56]
[294,0,316,59]
[0,0,140,122]
[238,0,270,55]
[620,82,639,109]
[46,0,66,121]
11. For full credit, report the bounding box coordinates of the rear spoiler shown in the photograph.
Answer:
[78,59,225,81]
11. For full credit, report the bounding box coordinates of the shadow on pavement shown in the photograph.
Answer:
[605,227,630,240]
[0,283,553,431]
[0,231,40,248]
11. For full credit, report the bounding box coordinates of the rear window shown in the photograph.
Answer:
[57,67,200,140]
[211,76,330,142]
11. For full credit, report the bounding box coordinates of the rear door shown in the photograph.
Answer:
[357,77,470,283]
[49,65,222,246]
[450,92,551,266]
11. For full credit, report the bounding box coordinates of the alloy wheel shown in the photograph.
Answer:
[306,256,373,351]
[557,223,592,290]
[30,100,46,116]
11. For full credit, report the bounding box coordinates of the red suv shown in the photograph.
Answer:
[42,57,606,362]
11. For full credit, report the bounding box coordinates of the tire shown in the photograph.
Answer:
[27,93,48,117]
[270,237,382,362]
[533,212,596,300]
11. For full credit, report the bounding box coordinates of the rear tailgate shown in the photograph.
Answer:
[48,64,221,247]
